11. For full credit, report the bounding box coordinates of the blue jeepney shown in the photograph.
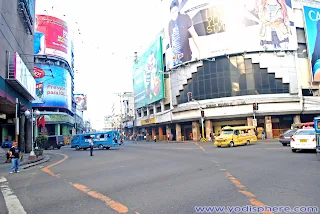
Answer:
[314,117,320,157]
[71,131,120,150]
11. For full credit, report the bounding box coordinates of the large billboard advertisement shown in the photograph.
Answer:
[32,64,72,110]
[163,0,297,69]
[303,6,320,82]
[133,37,165,109]
[34,14,72,65]
[74,94,87,111]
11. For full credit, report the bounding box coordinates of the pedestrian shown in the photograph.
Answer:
[9,142,20,173]
[262,130,266,140]
[89,137,94,156]
[154,135,157,142]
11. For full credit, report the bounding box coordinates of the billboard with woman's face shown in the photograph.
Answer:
[163,0,297,70]
[34,15,73,65]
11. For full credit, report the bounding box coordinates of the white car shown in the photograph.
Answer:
[290,128,316,153]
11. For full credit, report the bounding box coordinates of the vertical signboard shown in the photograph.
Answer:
[133,37,165,109]
[303,6,320,82]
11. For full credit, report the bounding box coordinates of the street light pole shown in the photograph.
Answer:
[24,109,40,158]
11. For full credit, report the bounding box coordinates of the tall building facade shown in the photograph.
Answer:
[132,0,320,141]
[0,0,36,152]
[32,8,83,138]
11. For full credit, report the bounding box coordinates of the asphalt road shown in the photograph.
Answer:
[0,140,319,214]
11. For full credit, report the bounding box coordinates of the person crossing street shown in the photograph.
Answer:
[89,137,94,156]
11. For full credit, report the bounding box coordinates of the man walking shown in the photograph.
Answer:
[9,142,20,173]
[89,137,94,156]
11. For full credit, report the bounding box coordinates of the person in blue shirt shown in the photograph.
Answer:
[34,16,46,55]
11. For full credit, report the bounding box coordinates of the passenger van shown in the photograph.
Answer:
[214,126,258,147]
[42,135,65,150]
[71,131,120,150]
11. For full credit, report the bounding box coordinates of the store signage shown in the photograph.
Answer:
[141,117,156,125]
[206,101,246,108]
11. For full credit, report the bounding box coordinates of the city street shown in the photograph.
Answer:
[0,141,319,214]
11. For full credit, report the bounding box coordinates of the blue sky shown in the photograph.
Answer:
[35,0,163,129]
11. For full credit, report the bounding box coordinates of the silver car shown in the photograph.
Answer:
[279,129,298,146]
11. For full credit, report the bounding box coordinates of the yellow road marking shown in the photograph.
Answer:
[225,172,273,214]
[41,153,138,214]
[195,142,206,152]
[42,153,68,177]
[73,183,129,214]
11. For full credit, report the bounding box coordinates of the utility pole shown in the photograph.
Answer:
[15,98,19,143]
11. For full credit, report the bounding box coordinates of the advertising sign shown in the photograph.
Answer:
[163,0,297,69]
[33,64,72,110]
[34,14,72,65]
[14,52,36,99]
[74,94,87,111]
[303,6,320,82]
[133,37,165,109]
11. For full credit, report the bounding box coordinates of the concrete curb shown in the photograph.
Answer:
[21,155,51,169]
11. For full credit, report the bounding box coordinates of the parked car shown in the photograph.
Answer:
[42,135,65,150]
[1,141,12,148]
[279,129,298,146]
[290,128,316,153]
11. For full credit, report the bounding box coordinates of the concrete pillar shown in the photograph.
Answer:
[247,117,253,126]
[192,121,200,141]
[25,118,32,153]
[135,110,139,119]
[293,115,301,124]
[205,120,213,140]
[160,100,165,112]
[176,123,182,141]
[141,108,144,117]
[18,115,25,152]
[153,105,157,114]
[265,116,273,139]
[159,127,163,141]
[147,107,150,116]
[55,124,61,135]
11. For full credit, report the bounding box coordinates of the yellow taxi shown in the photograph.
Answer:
[214,126,258,147]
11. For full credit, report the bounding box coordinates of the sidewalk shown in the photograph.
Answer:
[0,148,48,173]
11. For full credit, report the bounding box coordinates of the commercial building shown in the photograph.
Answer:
[32,10,84,138]
[0,0,36,152]
[132,0,320,141]
[121,92,135,135]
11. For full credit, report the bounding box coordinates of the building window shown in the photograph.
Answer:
[178,56,290,104]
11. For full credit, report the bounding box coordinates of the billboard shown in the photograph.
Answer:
[303,6,320,82]
[163,0,297,69]
[133,37,165,109]
[32,64,72,110]
[34,14,72,65]
[74,94,87,111]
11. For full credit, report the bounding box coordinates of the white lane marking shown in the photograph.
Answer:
[0,176,27,214]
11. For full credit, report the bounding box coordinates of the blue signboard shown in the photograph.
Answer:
[303,6,320,82]
[32,64,72,110]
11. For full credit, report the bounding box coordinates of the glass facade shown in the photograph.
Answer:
[177,56,290,104]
